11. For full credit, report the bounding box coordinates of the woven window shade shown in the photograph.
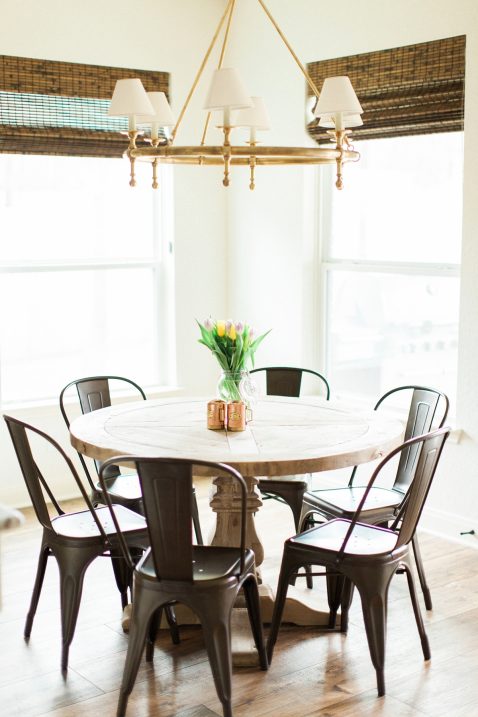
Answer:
[0,55,169,157]
[307,36,465,143]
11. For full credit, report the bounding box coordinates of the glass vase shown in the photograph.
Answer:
[217,370,258,407]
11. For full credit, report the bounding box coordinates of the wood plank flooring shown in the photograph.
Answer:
[1,478,478,717]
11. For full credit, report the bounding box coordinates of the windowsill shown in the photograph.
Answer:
[1,384,184,414]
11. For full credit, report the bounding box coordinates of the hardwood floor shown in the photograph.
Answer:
[1,478,478,717]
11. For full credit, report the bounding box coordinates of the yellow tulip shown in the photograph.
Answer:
[228,324,236,340]
[217,320,226,337]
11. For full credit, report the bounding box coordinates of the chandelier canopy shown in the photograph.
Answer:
[108,0,363,190]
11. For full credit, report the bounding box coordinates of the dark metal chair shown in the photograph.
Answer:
[3,414,150,672]
[300,385,449,609]
[268,427,450,697]
[60,375,203,545]
[98,456,268,717]
[250,367,330,532]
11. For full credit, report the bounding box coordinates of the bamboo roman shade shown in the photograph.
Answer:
[0,55,169,157]
[307,36,465,143]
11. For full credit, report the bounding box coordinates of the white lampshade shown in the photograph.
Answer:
[108,78,155,117]
[204,68,252,110]
[314,76,363,117]
[236,96,271,130]
[318,113,363,129]
[137,92,175,125]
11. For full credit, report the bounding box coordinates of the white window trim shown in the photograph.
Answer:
[0,161,176,407]
[316,153,462,406]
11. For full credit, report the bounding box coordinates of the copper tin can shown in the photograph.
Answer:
[207,399,226,430]
[227,401,246,432]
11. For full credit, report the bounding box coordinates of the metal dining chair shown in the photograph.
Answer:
[3,414,151,671]
[268,427,450,697]
[250,367,331,532]
[99,455,268,717]
[60,375,203,544]
[300,385,449,609]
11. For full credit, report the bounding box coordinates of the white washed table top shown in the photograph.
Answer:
[69,397,404,477]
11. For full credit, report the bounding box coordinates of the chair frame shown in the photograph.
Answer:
[250,366,330,530]
[60,374,203,545]
[59,375,146,500]
[300,384,449,608]
[3,414,149,671]
[268,427,450,697]
[99,455,268,717]
[251,366,330,589]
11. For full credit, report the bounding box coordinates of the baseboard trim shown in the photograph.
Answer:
[419,505,478,549]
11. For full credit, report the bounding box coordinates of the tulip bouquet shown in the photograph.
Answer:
[197,317,270,403]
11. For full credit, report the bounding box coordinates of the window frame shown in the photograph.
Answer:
[317,142,462,401]
[0,158,176,408]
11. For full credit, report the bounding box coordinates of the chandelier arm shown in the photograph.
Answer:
[171,0,235,143]
[256,0,322,99]
[201,0,237,146]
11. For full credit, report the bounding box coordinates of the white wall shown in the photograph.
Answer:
[1,0,477,547]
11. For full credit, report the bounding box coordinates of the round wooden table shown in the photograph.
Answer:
[70,395,403,472]
[70,396,404,656]
[69,395,403,564]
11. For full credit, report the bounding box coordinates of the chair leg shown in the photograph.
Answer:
[412,534,432,610]
[164,604,180,645]
[118,583,158,717]
[145,607,161,662]
[267,549,299,663]
[242,576,268,670]
[196,596,236,717]
[56,546,98,672]
[402,561,431,660]
[192,486,203,545]
[145,603,180,654]
[356,578,392,697]
[340,578,355,634]
[110,547,133,609]
[326,568,345,629]
[24,543,50,639]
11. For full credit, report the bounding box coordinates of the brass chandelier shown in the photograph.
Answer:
[108,0,363,191]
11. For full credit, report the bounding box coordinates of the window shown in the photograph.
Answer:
[0,154,175,404]
[320,132,463,403]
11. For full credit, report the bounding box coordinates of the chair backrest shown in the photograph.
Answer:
[59,375,146,482]
[3,414,106,537]
[375,385,449,493]
[338,427,450,559]
[250,367,330,400]
[99,456,247,580]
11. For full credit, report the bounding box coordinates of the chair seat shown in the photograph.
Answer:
[306,486,404,517]
[52,505,146,538]
[139,545,256,582]
[291,518,398,556]
[97,472,142,500]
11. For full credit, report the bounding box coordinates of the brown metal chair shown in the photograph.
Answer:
[250,367,330,532]
[98,455,268,717]
[300,385,449,608]
[3,414,150,672]
[268,427,450,697]
[60,375,203,544]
